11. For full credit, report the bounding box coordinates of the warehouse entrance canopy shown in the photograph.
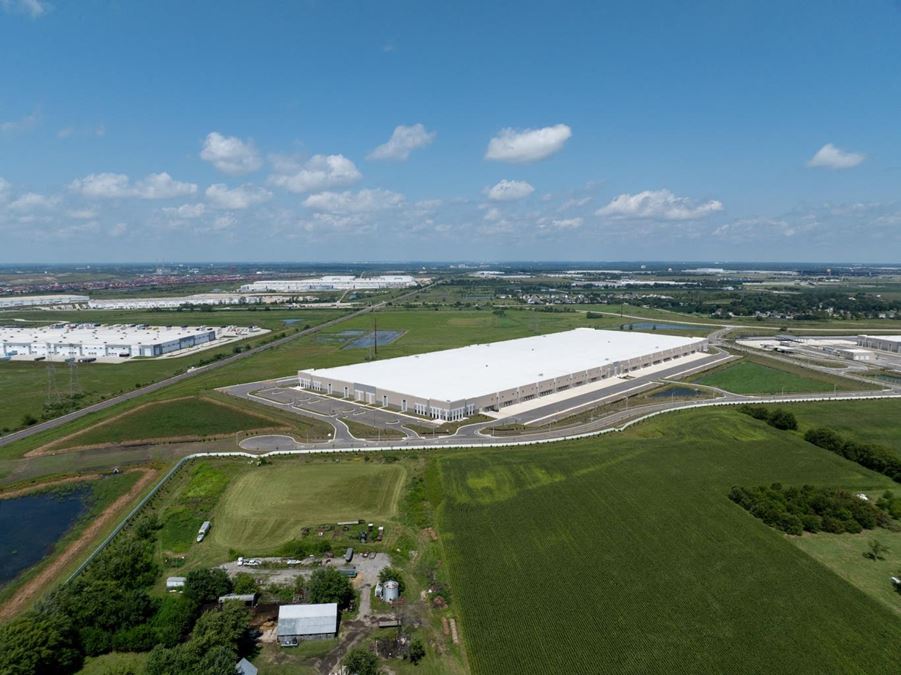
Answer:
[298,327,708,421]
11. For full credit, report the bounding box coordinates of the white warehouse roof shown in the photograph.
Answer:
[301,327,705,402]
[277,603,338,637]
[860,334,901,343]
[0,324,214,345]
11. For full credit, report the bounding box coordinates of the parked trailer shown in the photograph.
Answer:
[197,520,211,543]
[344,547,354,563]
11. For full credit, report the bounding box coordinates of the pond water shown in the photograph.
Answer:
[0,486,90,587]
[626,322,698,331]
[281,319,299,325]
[316,329,364,345]
[649,386,705,399]
[343,330,404,350]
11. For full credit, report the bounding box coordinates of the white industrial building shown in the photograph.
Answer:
[87,293,292,310]
[298,327,708,421]
[277,603,338,645]
[240,275,418,293]
[0,294,89,309]
[857,335,901,354]
[0,324,217,359]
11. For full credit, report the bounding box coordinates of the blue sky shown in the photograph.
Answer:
[1,0,900,263]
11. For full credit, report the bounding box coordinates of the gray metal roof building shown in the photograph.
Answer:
[277,603,339,645]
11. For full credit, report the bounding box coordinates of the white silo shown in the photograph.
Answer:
[383,580,400,602]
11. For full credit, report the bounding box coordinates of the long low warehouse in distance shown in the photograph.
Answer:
[0,324,217,359]
[298,327,708,420]
[857,335,901,354]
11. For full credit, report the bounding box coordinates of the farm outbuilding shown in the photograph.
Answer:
[298,327,708,420]
[219,593,258,607]
[276,603,339,646]
[166,576,186,592]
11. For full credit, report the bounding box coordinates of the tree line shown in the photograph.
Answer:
[804,427,901,482]
[739,405,798,430]
[729,484,895,535]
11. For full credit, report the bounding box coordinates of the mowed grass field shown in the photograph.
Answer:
[437,408,900,674]
[792,529,901,616]
[779,399,901,459]
[694,357,866,394]
[210,462,406,552]
[47,397,279,450]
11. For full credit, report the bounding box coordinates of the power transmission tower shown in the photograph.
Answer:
[46,363,62,406]
[68,360,81,397]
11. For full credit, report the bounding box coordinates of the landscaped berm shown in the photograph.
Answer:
[438,407,901,674]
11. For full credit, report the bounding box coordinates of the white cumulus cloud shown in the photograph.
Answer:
[0,177,10,202]
[0,0,48,19]
[8,192,57,211]
[205,183,272,209]
[133,173,197,199]
[303,188,404,213]
[162,203,206,219]
[540,217,583,230]
[485,179,535,201]
[200,132,262,175]
[69,172,196,199]
[368,123,436,161]
[269,154,362,193]
[807,143,865,170]
[597,189,723,221]
[485,124,572,163]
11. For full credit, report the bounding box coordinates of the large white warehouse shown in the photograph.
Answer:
[240,275,417,293]
[857,335,901,354]
[0,324,216,359]
[298,327,708,420]
[0,294,89,309]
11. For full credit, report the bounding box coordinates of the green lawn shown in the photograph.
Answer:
[48,397,279,450]
[437,408,900,674]
[210,461,406,552]
[792,528,901,616]
[77,651,148,674]
[694,358,863,394]
[341,418,405,440]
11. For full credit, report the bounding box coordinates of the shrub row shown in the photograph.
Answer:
[729,483,892,535]
[738,405,798,430]
[804,427,901,482]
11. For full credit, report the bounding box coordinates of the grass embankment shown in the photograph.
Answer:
[341,418,405,441]
[39,397,282,452]
[438,407,900,674]
[692,355,870,394]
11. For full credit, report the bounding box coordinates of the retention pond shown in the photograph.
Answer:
[0,485,91,587]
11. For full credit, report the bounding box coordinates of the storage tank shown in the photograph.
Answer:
[383,580,400,603]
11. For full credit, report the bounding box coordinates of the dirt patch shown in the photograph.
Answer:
[0,467,159,621]
[0,473,104,500]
